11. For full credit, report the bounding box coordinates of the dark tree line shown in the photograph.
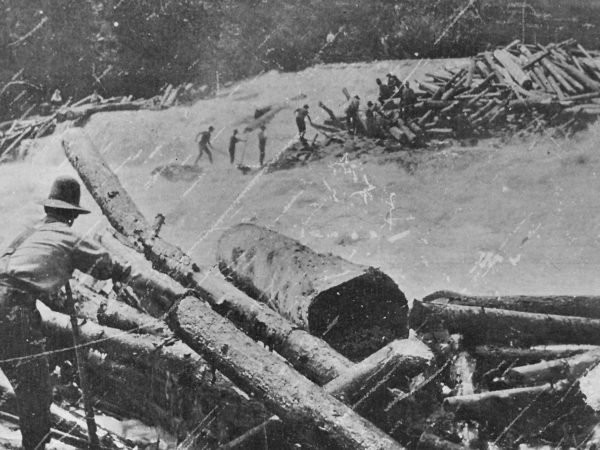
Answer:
[1,0,599,121]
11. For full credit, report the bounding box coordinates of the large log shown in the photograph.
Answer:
[62,128,352,385]
[217,223,408,360]
[410,300,600,346]
[473,344,600,364]
[169,296,404,449]
[423,290,600,319]
[62,129,402,448]
[493,49,533,89]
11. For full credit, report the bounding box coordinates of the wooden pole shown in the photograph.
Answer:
[65,281,101,450]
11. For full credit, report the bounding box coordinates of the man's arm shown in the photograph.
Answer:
[72,236,130,282]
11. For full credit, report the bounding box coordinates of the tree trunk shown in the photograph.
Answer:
[473,344,600,364]
[423,290,600,319]
[443,381,569,419]
[504,350,600,386]
[410,300,600,346]
[324,339,433,406]
[62,128,352,385]
[62,129,402,449]
[168,296,404,450]
[216,223,408,360]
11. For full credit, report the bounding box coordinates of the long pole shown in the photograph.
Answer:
[65,281,100,450]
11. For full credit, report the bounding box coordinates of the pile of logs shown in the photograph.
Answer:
[317,39,600,147]
[410,291,600,447]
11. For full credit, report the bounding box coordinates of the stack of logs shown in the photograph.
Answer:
[14,127,598,448]
[317,39,600,147]
[0,81,203,162]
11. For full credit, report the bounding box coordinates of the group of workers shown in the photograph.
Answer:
[194,124,267,168]
[291,72,417,141]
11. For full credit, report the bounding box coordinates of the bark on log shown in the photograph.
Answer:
[62,128,352,385]
[504,350,600,386]
[324,339,433,406]
[493,49,533,89]
[473,344,600,364]
[38,302,269,443]
[423,290,600,319]
[169,296,404,450]
[410,300,600,346]
[216,223,408,360]
[443,381,569,419]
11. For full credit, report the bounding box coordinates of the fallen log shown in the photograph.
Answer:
[62,129,402,448]
[169,296,404,449]
[504,349,600,386]
[38,302,269,443]
[243,94,307,132]
[422,290,600,319]
[473,344,600,364]
[216,222,408,360]
[55,102,141,123]
[324,339,433,407]
[410,300,600,346]
[318,101,345,128]
[62,128,352,385]
[443,381,569,419]
[218,416,282,450]
[493,49,533,89]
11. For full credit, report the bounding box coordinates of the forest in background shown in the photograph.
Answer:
[1,0,600,121]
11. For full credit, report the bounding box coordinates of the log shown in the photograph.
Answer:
[216,223,409,360]
[493,49,533,89]
[422,290,600,319]
[38,302,270,442]
[504,350,600,386]
[318,101,345,128]
[473,344,600,364]
[523,49,550,70]
[389,126,405,141]
[169,296,404,449]
[410,300,600,346]
[55,103,141,123]
[62,128,352,385]
[324,339,433,406]
[443,381,569,419]
[554,59,600,91]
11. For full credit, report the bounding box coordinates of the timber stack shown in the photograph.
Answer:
[315,39,600,147]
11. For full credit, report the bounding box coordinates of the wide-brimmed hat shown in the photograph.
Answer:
[42,176,90,214]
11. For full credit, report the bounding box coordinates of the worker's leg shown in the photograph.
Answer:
[229,148,235,164]
[259,148,265,166]
[194,144,203,166]
[0,306,52,450]
[205,148,213,164]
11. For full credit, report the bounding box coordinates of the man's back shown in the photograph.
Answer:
[199,131,211,146]
[0,217,112,294]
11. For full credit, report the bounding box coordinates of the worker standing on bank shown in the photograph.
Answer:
[258,125,267,167]
[0,176,131,450]
[294,104,313,141]
[345,95,361,135]
[228,129,245,165]
[194,126,215,165]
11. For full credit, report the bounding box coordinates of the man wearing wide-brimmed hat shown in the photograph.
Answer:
[0,175,130,450]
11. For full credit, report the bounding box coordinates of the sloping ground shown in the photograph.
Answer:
[2,57,600,306]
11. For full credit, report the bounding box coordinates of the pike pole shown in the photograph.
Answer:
[65,281,100,450]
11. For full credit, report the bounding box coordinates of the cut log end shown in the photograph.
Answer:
[309,268,409,360]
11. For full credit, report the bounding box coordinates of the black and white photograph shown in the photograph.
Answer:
[1,1,600,448]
